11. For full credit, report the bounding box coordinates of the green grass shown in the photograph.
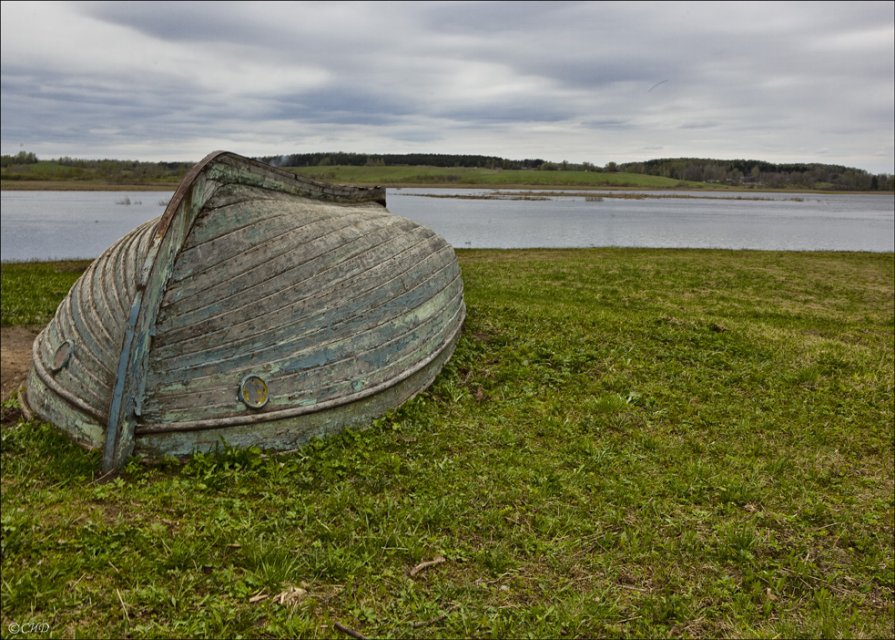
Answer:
[0,160,715,190]
[2,249,893,638]
[0,260,91,326]
[1,160,186,190]
[291,165,712,189]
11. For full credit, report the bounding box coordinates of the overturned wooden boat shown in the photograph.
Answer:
[26,151,465,473]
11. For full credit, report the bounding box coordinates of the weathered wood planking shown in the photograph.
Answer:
[28,219,158,430]
[26,151,465,473]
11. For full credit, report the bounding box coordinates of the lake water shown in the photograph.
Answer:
[1,188,892,261]
[1,191,173,261]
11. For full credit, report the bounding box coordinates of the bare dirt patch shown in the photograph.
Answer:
[1,326,38,401]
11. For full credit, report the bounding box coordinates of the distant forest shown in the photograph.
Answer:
[257,152,547,170]
[2,150,892,191]
[258,152,893,190]
[0,151,191,184]
[619,158,894,191]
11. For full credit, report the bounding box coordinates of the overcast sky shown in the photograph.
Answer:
[1,1,893,172]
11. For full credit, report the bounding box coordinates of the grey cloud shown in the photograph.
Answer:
[1,1,892,172]
[79,1,265,44]
[581,119,634,130]
[265,87,417,126]
[436,102,575,124]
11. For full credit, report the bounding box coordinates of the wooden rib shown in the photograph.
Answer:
[38,307,109,414]
[143,285,464,419]
[277,299,464,407]
[181,192,310,245]
[34,219,159,420]
[162,207,395,318]
[95,237,127,346]
[113,219,156,318]
[31,331,106,421]
[146,239,462,420]
[57,274,114,381]
[49,328,112,409]
[104,220,144,322]
[150,232,441,364]
[163,207,360,307]
[108,219,157,348]
[157,243,454,376]
[132,218,158,277]
[169,202,360,285]
[78,258,117,364]
[31,321,109,411]
[180,191,282,249]
[166,204,393,308]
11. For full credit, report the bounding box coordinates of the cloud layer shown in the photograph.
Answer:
[2,1,893,172]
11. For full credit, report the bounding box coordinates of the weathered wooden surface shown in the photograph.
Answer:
[28,218,157,448]
[103,166,214,471]
[26,151,465,472]
[135,327,460,456]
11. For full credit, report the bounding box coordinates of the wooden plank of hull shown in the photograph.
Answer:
[138,287,464,425]
[27,218,158,428]
[135,325,460,455]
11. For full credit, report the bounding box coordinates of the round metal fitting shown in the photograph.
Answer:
[239,374,269,409]
[51,340,74,373]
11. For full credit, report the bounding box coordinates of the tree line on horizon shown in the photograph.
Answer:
[619,157,894,191]
[257,152,547,170]
[2,150,892,191]
[258,152,894,190]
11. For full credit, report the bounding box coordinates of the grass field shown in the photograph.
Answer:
[0,261,93,326]
[1,161,712,191]
[1,249,893,638]
[0,160,184,191]
[289,166,709,189]
[4,161,889,193]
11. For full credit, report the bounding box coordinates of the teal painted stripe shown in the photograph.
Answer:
[135,305,463,433]
[103,293,142,471]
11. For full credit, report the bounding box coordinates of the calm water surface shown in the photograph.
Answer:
[388,189,895,252]
[1,188,892,261]
[1,191,172,261]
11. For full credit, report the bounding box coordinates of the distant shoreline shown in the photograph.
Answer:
[0,180,176,191]
[1,179,890,196]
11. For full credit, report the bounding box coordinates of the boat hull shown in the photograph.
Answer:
[26,151,465,471]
